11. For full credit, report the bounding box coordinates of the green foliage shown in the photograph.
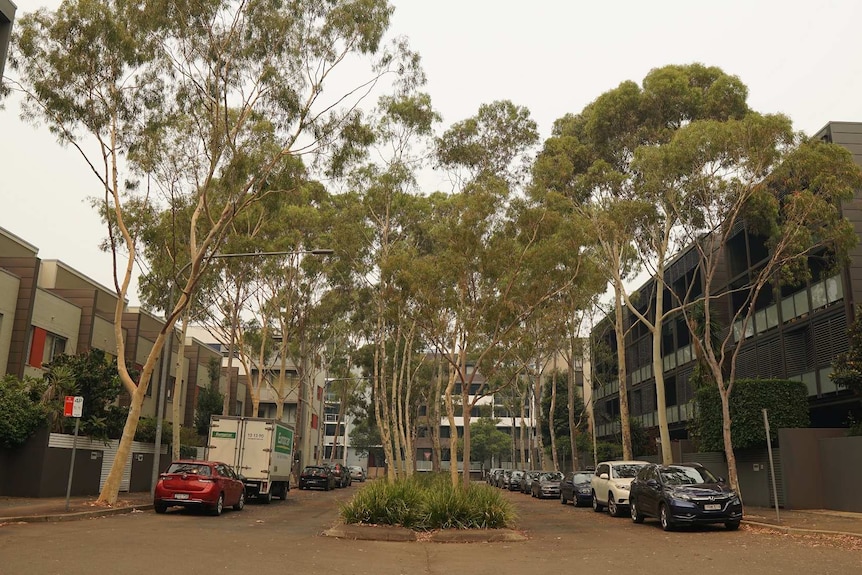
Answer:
[194,385,224,437]
[540,372,588,452]
[690,379,810,451]
[43,349,127,440]
[135,417,172,444]
[0,375,49,449]
[831,306,862,398]
[464,418,511,464]
[339,474,515,530]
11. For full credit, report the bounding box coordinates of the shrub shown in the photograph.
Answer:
[339,473,515,530]
[690,378,810,451]
[0,375,48,448]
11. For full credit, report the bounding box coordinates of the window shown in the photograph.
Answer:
[27,327,67,368]
[317,386,323,401]
[311,413,319,430]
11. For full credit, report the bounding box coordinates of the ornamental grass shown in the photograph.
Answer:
[339,473,515,530]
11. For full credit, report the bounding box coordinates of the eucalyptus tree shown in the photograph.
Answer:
[329,89,440,480]
[424,100,602,488]
[11,0,414,503]
[638,114,862,494]
[533,64,751,463]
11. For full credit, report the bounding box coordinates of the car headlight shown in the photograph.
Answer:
[579,488,591,494]
[614,483,630,491]
[671,492,692,501]
[730,495,741,505]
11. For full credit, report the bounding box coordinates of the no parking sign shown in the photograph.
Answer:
[64,396,83,417]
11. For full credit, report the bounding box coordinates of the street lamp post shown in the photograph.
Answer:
[149,248,333,495]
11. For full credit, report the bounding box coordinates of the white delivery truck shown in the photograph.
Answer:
[207,415,294,503]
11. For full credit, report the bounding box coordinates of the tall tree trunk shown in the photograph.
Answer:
[549,368,559,472]
[534,359,547,469]
[431,353,443,472]
[223,285,243,416]
[172,312,190,459]
[567,337,579,470]
[652,270,672,464]
[445,364,459,487]
[461,386,472,489]
[519,396,528,468]
[613,285,633,459]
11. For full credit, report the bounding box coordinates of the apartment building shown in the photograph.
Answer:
[590,121,862,443]
[0,226,221,427]
[0,0,14,81]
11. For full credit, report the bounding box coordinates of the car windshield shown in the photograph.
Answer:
[166,463,211,476]
[660,466,718,485]
[612,464,644,478]
[541,472,563,481]
[572,473,593,483]
[303,466,326,475]
[511,471,524,479]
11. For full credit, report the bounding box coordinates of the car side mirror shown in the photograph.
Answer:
[717,477,726,484]
[600,473,609,480]
[646,479,658,488]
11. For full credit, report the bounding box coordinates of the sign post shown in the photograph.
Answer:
[64,396,84,511]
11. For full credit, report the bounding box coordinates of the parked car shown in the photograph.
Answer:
[520,470,541,493]
[591,460,649,516]
[629,462,743,531]
[328,463,352,487]
[348,465,366,482]
[560,470,595,506]
[153,460,245,516]
[299,465,336,491]
[487,468,504,485]
[498,469,513,489]
[508,470,525,491]
[531,471,564,499]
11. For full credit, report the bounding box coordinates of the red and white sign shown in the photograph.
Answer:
[64,396,83,418]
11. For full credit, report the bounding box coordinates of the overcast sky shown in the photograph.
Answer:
[2,0,862,307]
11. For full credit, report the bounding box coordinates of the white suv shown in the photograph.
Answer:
[591,460,649,517]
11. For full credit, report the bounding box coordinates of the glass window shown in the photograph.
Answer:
[766,305,779,329]
[793,291,809,317]
[781,296,796,323]
[811,281,828,310]
[826,276,843,303]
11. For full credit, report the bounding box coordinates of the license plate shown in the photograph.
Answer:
[704,503,721,511]
[175,493,189,500]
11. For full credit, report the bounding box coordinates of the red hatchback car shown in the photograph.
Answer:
[154,460,245,516]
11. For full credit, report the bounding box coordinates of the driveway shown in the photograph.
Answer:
[0,485,859,575]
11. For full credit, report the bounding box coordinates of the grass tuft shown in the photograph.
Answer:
[340,473,515,530]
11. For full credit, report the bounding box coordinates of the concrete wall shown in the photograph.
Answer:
[0,270,19,376]
[820,435,862,512]
[778,428,845,509]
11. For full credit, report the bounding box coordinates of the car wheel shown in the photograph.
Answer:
[592,491,604,512]
[560,493,567,505]
[659,504,673,531]
[630,499,644,523]
[233,491,245,511]
[725,521,741,531]
[608,494,619,517]
[211,493,224,516]
[154,502,167,514]
[261,490,272,504]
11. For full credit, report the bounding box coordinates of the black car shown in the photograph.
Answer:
[299,466,335,491]
[560,470,595,506]
[629,463,743,531]
[508,470,525,491]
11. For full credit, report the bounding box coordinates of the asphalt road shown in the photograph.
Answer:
[1,484,859,575]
